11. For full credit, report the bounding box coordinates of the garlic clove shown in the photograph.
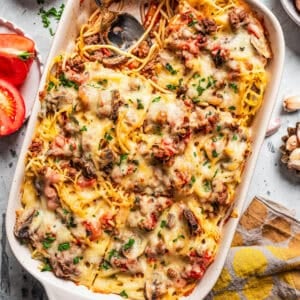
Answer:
[283,95,300,112]
[266,117,281,137]
[289,148,300,161]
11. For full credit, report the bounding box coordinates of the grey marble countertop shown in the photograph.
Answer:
[0,0,300,299]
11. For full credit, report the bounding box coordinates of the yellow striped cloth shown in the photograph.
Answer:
[206,196,300,300]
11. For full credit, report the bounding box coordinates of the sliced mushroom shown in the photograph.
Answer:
[183,209,199,235]
[144,278,166,300]
[283,95,300,112]
[14,208,36,240]
[166,213,176,229]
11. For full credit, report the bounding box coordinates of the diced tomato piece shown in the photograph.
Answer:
[83,221,102,241]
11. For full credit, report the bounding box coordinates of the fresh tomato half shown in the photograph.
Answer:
[0,79,25,136]
[0,34,36,86]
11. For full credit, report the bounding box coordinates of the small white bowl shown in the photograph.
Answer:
[281,0,300,26]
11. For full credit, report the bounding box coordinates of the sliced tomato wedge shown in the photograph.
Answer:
[0,34,36,86]
[0,79,25,136]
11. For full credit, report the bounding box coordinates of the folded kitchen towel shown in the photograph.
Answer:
[206,196,300,300]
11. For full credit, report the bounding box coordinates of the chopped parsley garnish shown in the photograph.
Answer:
[203,160,209,166]
[212,150,219,158]
[232,134,238,141]
[80,125,88,132]
[104,132,113,141]
[41,263,52,272]
[120,290,128,298]
[47,81,56,91]
[98,79,108,85]
[196,84,205,96]
[137,98,144,110]
[152,96,161,103]
[123,238,135,251]
[34,211,40,217]
[229,106,236,111]
[206,76,217,89]
[42,235,56,249]
[165,63,177,75]
[101,260,111,270]
[190,175,196,185]
[118,153,128,165]
[166,84,177,90]
[58,242,70,251]
[229,83,238,93]
[160,220,167,228]
[108,249,119,260]
[73,256,81,264]
[213,168,219,179]
[188,19,198,27]
[18,51,32,61]
[216,125,222,132]
[38,4,65,36]
[203,180,212,192]
[63,208,69,214]
[59,73,78,90]
[193,151,197,157]
[173,234,185,242]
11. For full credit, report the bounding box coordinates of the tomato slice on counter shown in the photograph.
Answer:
[0,34,35,86]
[0,79,25,136]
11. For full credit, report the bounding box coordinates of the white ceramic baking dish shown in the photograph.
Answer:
[6,0,285,299]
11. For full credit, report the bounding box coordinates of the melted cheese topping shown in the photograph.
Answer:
[15,0,271,299]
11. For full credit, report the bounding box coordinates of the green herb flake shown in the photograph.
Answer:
[101,260,111,270]
[213,168,219,179]
[118,153,128,165]
[165,63,177,75]
[108,249,119,261]
[203,180,212,192]
[229,83,238,93]
[152,96,161,103]
[123,238,135,251]
[188,19,198,27]
[160,220,167,228]
[190,175,196,185]
[193,151,197,158]
[104,132,113,141]
[59,73,79,90]
[216,125,222,132]
[73,257,81,264]
[212,150,218,158]
[47,81,56,91]
[34,211,40,217]
[203,160,209,166]
[42,235,56,249]
[229,106,236,111]
[41,263,52,272]
[137,98,144,110]
[232,134,238,141]
[18,51,32,61]
[173,234,185,243]
[166,84,177,90]
[80,125,88,132]
[120,290,128,298]
[58,242,70,251]
[98,79,108,85]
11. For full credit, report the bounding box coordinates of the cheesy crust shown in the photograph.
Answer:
[15,0,271,299]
